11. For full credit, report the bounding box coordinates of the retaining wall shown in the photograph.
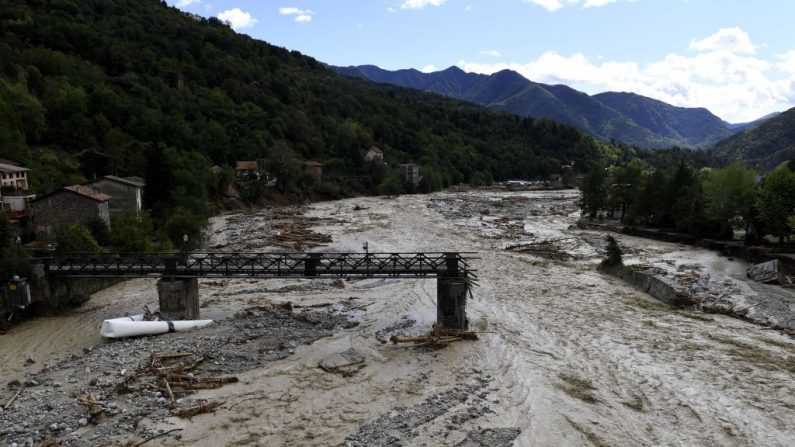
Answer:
[599,264,694,307]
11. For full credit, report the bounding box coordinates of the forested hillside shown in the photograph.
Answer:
[713,107,795,171]
[0,0,602,214]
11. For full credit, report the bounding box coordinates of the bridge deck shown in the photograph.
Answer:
[38,252,476,279]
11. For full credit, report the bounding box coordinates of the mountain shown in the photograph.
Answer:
[334,65,735,149]
[593,92,732,147]
[726,112,781,133]
[0,0,603,206]
[713,107,795,171]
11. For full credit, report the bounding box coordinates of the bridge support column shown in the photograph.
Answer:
[157,277,199,320]
[437,277,468,330]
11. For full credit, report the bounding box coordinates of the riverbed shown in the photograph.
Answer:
[2,189,794,446]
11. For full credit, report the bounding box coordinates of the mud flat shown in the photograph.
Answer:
[2,188,795,446]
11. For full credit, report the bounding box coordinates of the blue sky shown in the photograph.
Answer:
[169,0,795,123]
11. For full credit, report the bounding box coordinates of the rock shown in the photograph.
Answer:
[78,418,89,427]
[49,423,60,431]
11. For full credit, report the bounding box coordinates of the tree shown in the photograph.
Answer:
[703,163,758,241]
[377,173,402,196]
[579,163,607,218]
[788,215,795,242]
[164,207,205,251]
[601,235,623,267]
[110,211,154,252]
[756,166,795,244]
[54,224,101,254]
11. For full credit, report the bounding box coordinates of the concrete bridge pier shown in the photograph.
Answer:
[157,277,199,320]
[436,253,469,330]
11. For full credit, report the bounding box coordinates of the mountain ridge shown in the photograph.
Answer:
[335,64,776,149]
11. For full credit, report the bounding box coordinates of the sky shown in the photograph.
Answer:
[168,0,795,123]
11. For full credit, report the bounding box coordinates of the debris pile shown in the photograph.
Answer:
[505,236,579,260]
[116,351,236,417]
[747,260,793,287]
[269,217,332,249]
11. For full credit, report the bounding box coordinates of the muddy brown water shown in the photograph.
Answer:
[2,189,794,446]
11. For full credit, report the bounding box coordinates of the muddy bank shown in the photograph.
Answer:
[0,304,352,447]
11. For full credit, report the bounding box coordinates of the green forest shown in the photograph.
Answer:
[579,156,795,245]
[0,0,603,203]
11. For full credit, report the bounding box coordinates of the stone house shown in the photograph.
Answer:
[86,175,145,217]
[400,163,420,186]
[365,146,384,164]
[30,185,111,238]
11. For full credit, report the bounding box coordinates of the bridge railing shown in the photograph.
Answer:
[36,252,476,279]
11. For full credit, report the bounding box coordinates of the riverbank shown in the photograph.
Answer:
[578,218,795,335]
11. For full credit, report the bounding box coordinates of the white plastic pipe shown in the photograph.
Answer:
[100,314,213,338]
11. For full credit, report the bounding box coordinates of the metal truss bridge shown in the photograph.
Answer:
[38,252,476,280]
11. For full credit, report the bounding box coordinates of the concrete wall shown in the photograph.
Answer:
[30,264,122,311]
[599,264,694,307]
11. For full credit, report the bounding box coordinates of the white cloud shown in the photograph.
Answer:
[421,64,437,73]
[777,50,795,75]
[388,6,396,13]
[480,50,501,57]
[458,28,795,122]
[175,0,200,8]
[464,5,473,12]
[279,7,315,23]
[522,0,629,12]
[401,0,447,10]
[217,8,258,30]
[689,27,755,54]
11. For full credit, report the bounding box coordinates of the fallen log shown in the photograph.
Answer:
[178,400,225,418]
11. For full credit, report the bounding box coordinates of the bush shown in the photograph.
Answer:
[601,235,623,267]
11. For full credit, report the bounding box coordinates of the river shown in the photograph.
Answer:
[2,188,793,446]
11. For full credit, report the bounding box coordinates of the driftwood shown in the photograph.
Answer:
[76,393,104,416]
[111,352,238,414]
[178,400,225,418]
[4,387,22,410]
[390,326,480,349]
[133,428,183,447]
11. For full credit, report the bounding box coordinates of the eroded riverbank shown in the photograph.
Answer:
[2,189,794,446]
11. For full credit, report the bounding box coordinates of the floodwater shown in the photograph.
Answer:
[4,189,794,446]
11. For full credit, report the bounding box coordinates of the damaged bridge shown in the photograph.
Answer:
[35,252,476,329]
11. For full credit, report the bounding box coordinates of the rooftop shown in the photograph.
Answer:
[0,162,29,173]
[98,175,146,187]
[64,185,112,202]
[236,161,258,170]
